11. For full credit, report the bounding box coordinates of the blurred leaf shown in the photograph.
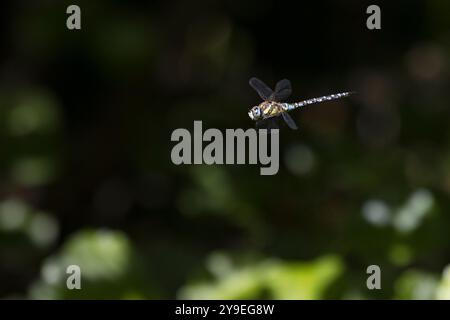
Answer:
[436,265,450,300]
[394,270,438,300]
[29,229,156,299]
[179,255,343,299]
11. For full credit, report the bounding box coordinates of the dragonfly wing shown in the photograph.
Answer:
[281,112,298,130]
[249,77,273,101]
[271,79,292,101]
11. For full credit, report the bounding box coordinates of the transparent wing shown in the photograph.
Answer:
[271,79,292,102]
[249,77,273,101]
[281,112,298,130]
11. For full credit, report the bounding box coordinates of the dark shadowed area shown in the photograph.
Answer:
[0,0,450,299]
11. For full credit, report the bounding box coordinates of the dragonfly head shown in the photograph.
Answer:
[248,106,262,121]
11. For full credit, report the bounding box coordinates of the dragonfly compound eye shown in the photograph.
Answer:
[252,107,262,119]
[248,106,259,120]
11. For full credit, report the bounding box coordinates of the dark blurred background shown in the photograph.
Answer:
[0,0,450,299]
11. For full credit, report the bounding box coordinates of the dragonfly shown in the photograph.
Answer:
[248,77,354,130]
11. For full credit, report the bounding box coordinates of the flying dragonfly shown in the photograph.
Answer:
[248,77,354,130]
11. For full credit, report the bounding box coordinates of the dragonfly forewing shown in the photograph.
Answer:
[249,77,273,101]
[271,79,292,102]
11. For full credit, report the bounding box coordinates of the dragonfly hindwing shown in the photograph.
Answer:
[281,112,298,130]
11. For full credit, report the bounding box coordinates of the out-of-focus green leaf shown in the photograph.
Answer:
[178,255,343,300]
[394,270,439,300]
[436,265,450,300]
[28,229,156,299]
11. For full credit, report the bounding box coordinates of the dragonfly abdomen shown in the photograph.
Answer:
[282,91,354,111]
